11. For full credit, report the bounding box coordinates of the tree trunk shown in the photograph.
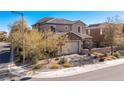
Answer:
[88,48,91,56]
[110,45,113,55]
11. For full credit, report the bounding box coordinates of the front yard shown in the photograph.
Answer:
[28,49,124,72]
[8,46,124,79]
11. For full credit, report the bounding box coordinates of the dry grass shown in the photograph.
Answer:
[63,62,73,68]
[50,63,61,69]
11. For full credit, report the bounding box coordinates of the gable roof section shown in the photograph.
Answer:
[69,31,92,39]
[35,17,86,25]
[81,34,92,39]
[37,17,54,24]
[66,32,82,40]
[88,23,103,27]
[73,20,86,26]
[88,22,108,28]
[46,18,75,25]
[66,31,92,41]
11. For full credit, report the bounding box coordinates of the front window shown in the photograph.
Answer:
[100,29,103,35]
[50,26,55,32]
[78,27,81,33]
[88,29,90,35]
[65,26,68,30]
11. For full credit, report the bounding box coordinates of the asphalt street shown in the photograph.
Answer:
[0,42,17,80]
[30,64,124,81]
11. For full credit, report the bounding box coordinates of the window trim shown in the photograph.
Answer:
[50,26,56,32]
[78,26,81,33]
[100,29,103,35]
[88,29,90,35]
[65,26,68,31]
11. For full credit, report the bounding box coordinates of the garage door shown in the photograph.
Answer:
[62,41,79,54]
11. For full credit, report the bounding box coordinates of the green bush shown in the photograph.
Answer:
[119,51,124,56]
[33,64,43,70]
[104,52,109,57]
[59,57,67,64]
[113,51,121,58]
[79,57,84,62]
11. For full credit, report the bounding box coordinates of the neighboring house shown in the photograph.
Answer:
[86,23,124,48]
[86,23,105,48]
[0,31,7,42]
[32,17,92,54]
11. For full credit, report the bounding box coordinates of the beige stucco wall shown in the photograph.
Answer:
[38,24,72,32]
[71,22,86,36]
[58,40,82,55]
[34,22,86,34]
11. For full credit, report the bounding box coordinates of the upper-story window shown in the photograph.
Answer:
[78,26,81,33]
[65,26,68,31]
[50,26,56,32]
[88,29,90,35]
[122,25,124,36]
[100,29,103,35]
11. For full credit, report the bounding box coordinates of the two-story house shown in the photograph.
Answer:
[86,23,124,48]
[32,17,92,54]
[86,23,105,48]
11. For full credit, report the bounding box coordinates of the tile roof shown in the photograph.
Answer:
[88,23,103,27]
[46,18,75,24]
[88,22,115,27]
[37,17,54,24]
[68,31,92,39]
[35,17,85,25]
[81,34,92,39]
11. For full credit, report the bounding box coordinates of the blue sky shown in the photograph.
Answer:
[0,11,124,32]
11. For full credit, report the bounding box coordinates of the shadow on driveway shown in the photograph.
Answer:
[0,50,10,63]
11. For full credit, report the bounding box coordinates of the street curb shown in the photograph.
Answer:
[8,58,124,79]
[32,58,124,78]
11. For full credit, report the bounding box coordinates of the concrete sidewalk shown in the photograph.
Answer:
[32,58,124,78]
[8,58,124,79]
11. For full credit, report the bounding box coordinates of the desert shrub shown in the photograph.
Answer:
[79,57,84,61]
[31,56,39,64]
[93,52,104,57]
[50,63,61,69]
[33,64,43,70]
[104,55,117,61]
[63,62,73,68]
[59,57,67,64]
[119,50,124,56]
[109,56,117,59]
[99,57,105,62]
[54,57,59,61]
[113,51,121,58]
[104,52,110,57]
